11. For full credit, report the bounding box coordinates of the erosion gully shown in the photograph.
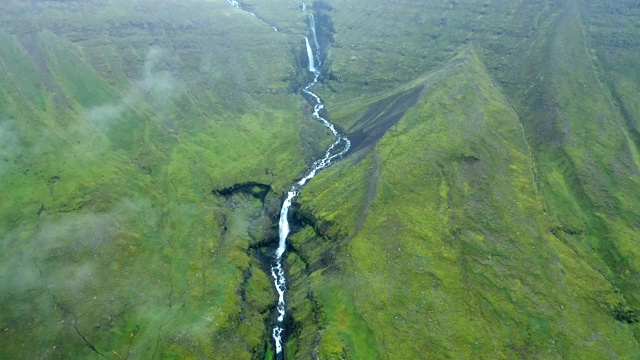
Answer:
[226,1,350,358]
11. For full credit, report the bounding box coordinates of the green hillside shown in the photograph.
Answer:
[0,0,639,359]
[290,0,640,358]
[0,0,315,358]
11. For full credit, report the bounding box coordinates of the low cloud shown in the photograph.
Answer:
[0,210,114,301]
[134,47,178,102]
[85,46,181,126]
[85,103,127,127]
[0,120,19,155]
[0,120,20,175]
[0,198,160,305]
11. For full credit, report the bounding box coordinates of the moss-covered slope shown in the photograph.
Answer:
[1,0,639,359]
[0,0,321,358]
[286,0,640,358]
[292,47,638,358]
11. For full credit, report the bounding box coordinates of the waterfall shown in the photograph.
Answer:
[270,43,351,357]
[226,1,351,358]
[309,14,320,50]
[270,188,294,355]
[305,36,316,72]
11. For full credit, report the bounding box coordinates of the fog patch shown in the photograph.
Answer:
[0,120,20,176]
[85,46,181,127]
[85,103,127,128]
[0,198,160,304]
[0,231,41,293]
[0,120,19,155]
[133,46,178,103]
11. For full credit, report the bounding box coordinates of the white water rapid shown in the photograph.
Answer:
[225,2,350,358]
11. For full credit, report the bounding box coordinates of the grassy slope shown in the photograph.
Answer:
[0,0,319,358]
[1,0,639,359]
[286,0,640,358]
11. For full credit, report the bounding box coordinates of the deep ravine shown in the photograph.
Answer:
[225,1,350,358]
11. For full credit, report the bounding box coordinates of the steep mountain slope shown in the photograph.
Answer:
[1,0,639,359]
[0,0,322,358]
[285,0,640,358]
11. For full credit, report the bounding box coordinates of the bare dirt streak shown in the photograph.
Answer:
[576,4,640,171]
[0,58,31,108]
[356,150,380,233]
[346,86,424,153]
[18,35,58,92]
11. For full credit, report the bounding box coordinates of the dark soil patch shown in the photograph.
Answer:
[347,85,425,152]
[213,182,272,203]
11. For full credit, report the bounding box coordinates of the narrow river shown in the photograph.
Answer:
[225,1,350,358]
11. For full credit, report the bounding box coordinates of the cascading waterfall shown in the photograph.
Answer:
[225,1,350,357]
[309,13,320,50]
[304,36,316,72]
[270,21,350,359]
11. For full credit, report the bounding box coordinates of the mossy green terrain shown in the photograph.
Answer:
[1,0,639,359]
[284,0,640,358]
[0,0,327,358]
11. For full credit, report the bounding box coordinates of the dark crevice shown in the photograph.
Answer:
[237,267,251,323]
[48,175,60,198]
[613,303,640,324]
[37,203,46,217]
[224,249,276,359]
[308,247,337,274]
[287,201,348,275]
[150,320,167,360]
[495,80,552,222]
[51,295,106,358]
[284,209,343,356]
[33,257,106,357]
[72,318,106,358]
[213,183,283,357]
[243,249,280,359]
[282,244,325,359]
[248,233,278,249]
[285,288,324,358]
[310,1,335,67]
[461,155,480,165]
[166,248,174,308]
[199,234,207,301]
[288,246,311,272]
[219,212,228,239]
[289,201,338,242]
[213,182,272,203]
[550,226,584,236]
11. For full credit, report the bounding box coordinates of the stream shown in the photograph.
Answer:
[226,1,350,358]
